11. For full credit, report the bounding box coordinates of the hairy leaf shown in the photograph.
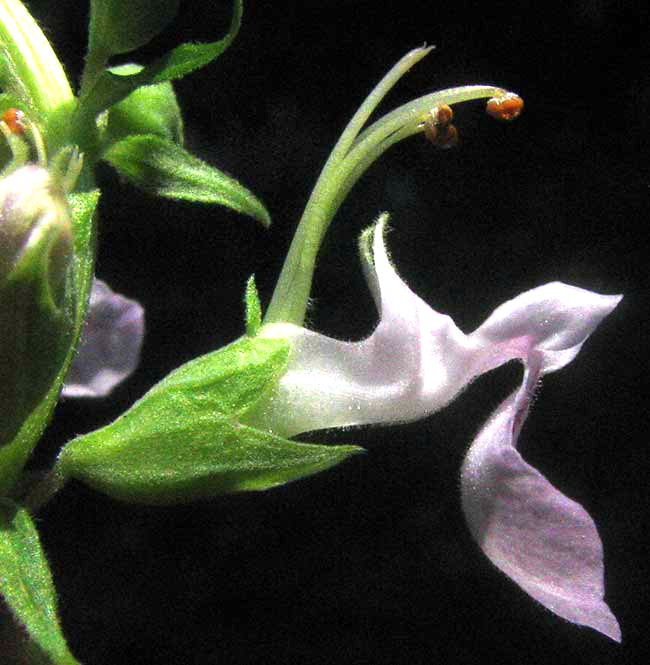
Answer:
[0,500,79,664]
[104,134,270,226]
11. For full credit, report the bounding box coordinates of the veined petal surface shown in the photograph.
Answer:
[460,274,622,641]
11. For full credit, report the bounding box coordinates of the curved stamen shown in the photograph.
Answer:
[264,48,522,328]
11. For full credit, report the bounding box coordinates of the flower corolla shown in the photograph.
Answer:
[245,214,621,640]
[63,278,144,397]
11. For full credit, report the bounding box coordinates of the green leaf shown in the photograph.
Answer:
[88,0,180,56]
[103,134,271,226]
[57,336,363,504]
[81,0,242,117]
[245,275,262,337]
[0,499,80,665]
[102,64,183,145]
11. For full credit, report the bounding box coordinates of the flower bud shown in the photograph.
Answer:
[0,165,75,446]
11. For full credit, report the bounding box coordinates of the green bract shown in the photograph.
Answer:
[88,0,181,56]
[102,64,183,145]
[103,134,271,226]
[0,499,80,665]
[57,335,362,504]
[81,1,269,225]
[79,0,242,118]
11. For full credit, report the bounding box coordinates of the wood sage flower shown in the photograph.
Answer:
[244,215,621,640]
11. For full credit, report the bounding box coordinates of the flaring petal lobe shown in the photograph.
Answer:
[461,361,621,641]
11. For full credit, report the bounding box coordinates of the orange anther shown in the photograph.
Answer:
[1,108,26,135]
[423,105,459,149]
[433,104,453,128]
[424,123,458,149]
[486,93,524,121]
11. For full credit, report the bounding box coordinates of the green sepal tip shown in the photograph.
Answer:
[79,0,242,118]
[0,499,80,664]
[245,276,262,337]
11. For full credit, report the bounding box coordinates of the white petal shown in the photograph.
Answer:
[245,217,477,437]
[62,279,144,398]
[461,359,621,641]
[470,283,622,373]
[245,220,621,438]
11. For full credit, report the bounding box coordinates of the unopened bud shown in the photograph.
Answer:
[0,165,72,294]
[0,165,75,446]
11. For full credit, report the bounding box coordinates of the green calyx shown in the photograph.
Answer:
[101,64,184,145]
[0,165,75,449]
[57,333,362,504]
[0,186,99,497]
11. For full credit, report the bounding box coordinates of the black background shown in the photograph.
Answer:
[16,1,650,664]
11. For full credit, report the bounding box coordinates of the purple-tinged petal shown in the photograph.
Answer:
[244,218,621,439]
[461,357,621,641]
[62,279,144,398]
[244,218,622,439]
[470,283,622,373]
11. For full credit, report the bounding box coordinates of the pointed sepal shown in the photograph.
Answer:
[0,499,80,664]
[80,0,242,117]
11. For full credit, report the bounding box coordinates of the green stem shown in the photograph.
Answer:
[78,43,109,103]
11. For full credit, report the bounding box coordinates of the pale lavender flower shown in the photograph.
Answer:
[244,214,621,639]
[461,323,622,641]
[63,279,144,398]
